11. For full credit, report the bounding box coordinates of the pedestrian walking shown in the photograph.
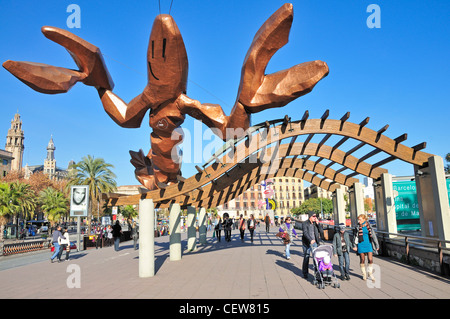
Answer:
[131,221,139,250]
[112,220,122,251]
[264,213,271,232]
[58,227,71,261]
[209,217,214,232]
[95,226,103,249]
[105,225,113,246]
[279,216,298,260]
[214,215,223,242]
[353,214,379,282]
[301,211,321,278]
[50,225,65,263]
[247,214,257,243]
[222,213,233,242]
[238,214,246,242]
[332,223,354,280]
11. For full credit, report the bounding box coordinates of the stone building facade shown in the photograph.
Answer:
[218,177,306,219]
[4,112,73,180]
[0,149,14,178]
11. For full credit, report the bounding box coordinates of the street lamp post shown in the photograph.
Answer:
[319,197,323,220]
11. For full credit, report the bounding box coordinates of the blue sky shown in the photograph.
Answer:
[1,0,449,187]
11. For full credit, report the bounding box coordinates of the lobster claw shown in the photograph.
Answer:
[2,61,84,94]
[237,3,329,113]
[3,26,114,94]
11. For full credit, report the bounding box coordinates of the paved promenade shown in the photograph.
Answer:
[1,226,449,300]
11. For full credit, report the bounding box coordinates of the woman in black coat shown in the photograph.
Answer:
[222,213,233,242]
[112,221,122,251]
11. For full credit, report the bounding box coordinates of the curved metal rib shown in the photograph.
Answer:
[104,111,434,207]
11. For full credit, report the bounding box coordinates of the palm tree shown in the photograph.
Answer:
[121,205,138,220]
[67,155,117,232]
[0,182,14,239]
[0,181,37,238]
[10,181,37,222]
[39,187,69,226]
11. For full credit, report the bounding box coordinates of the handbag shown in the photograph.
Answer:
[276,232,290,244]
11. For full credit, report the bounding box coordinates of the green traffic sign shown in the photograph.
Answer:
[393,181,420,220]
[393,179,450,231]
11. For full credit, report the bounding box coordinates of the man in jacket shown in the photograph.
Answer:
[333,223,355,280]
[264,214,271,233]
[112,221,122,251]
[301,211,320,278]
[222,213,233,242]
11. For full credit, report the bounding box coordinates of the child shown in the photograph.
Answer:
[319,255,333,271]
[332,223,355,280]
[318,255,333,282]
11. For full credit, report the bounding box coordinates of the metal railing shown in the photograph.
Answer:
[293,219,450,277]
[376,230,450,276]
[2,238,52,256]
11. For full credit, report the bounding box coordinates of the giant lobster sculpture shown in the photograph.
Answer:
[3,3,328,189]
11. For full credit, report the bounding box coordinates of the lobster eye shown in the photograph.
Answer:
[162,38,167,58]
[152,41,155,59]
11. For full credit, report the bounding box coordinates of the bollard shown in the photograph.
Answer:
[198,207,207,245]
[187,206,197,252]
[139,199,155,278]
[169,203,182,261]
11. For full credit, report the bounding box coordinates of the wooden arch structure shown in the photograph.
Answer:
[103,110,434,209]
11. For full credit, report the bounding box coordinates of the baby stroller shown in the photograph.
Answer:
[312,245,340,289]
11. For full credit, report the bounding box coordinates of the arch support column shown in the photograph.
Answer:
[198,207,207,245]
[187,206,197,252]
[139,199,155,278]
[415,156,450,245]
[374,173,397,237]
[333,185,346,226]
[349,182,365,228]
[169,203,182,261]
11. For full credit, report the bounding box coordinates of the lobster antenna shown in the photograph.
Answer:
[169,0,174,15]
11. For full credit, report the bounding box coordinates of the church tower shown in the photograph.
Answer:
[44,136,56,179]
[5,112,24,171]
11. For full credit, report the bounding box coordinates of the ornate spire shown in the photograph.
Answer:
[47,135,55,150]
[46,135,55,160]
[6,111,24,171]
